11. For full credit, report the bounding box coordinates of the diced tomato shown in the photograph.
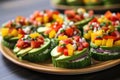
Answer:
[104,11,112,19]
[18,28,25,34]
[52,10,60,15]
[16,39,30,48]
[73,36,80,42]
[88,10,94,17]
[109,16,119,21]
[65,27,74,36]
[102,26,109,32]
[103,35,116,40]
[78,45,83,51]
[116,12,120,20]
[111,30,120,40]
[90,18,98,23]
[63,48,68,56]
[31,41,41,48]
[82,42,89,48]
[37,36,44,44]
[57,46,64,52]
[64,10,76,18]
[74,15,82,21]
[63,38,72,44]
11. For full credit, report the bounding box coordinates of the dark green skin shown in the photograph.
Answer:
[2,39,16,49]
[90,42,120,61]
[52,57,91,69]
[90,51,120,61]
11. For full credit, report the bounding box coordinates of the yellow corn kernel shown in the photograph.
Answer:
[114,40,120,46]
[30,32,40,39]
[1,28,9,37]
[49,30,56,38]
[11,29,18,37]
[58,35,68,40]
[106,39,113,47]
[94,40,102,46]
[36,17,42,22]
[43,16,49,23]
[66,44,74,56]
[102,39,107,46]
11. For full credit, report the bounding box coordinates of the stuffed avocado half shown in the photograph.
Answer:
[51,36,91,68]
[13,32,51,62]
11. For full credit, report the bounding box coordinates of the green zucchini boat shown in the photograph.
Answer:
[13,32,51,62]
[51,36,91,68]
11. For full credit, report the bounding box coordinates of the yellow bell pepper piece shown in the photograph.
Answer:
[91,32,98,42]
[49,30,56,38]
[18,34,23,38]
[114,40,120,46]
[43,15,49,23]
[102,39,107,46]
[45,23,51,28]
[58,35,68,40]
[106,39,113,47]
[36,17,42,22]
[84,30,92,40]
[108,25,115,31]
[11,29,18,37]
[30,32,40,39]
[94,40,102,46]
[96,30,104,37]
[66,44,74,56]
[1,28,9,37]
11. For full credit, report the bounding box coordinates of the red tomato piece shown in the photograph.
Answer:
[64,10,76,18]
[63,38,72,44]
[63,48,68,56]
[65,28,74,36]
[57,46,64,52]
[78,45,83,51]
[31,41,41,48]
[103,35,116,40]
[16,39,30,48]
[82,42,89,48]
[18,28,25,34]
[73,36,80,42]
[111,30,120,40]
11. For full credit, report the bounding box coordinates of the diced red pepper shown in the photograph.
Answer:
[64,10,76,18]
[16,39,30,48]
[18,28,25,34]
[82,42,89,48]
[63,48,68,56]
[57,46,64,52]
[73,36,80,42]
[111,30,120,40]
[103,35,116,40]
[31,41,41,48]
[65,27,74,37]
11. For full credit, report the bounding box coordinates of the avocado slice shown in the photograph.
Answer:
[51,47,88,61]
[17,47,32,56]
[13,47,21,54]
[37,27,49,33]
[51,46,62,58]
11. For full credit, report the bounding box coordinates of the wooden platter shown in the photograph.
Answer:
[0,41,120,75]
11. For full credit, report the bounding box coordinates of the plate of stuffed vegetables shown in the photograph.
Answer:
[0,9,120,75]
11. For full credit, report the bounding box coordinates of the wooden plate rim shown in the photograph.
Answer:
[0,42,120,75]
